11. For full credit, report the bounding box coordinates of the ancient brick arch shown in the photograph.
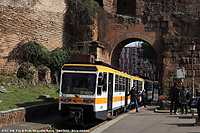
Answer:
[110,32,157,68]
[103,25,163,69]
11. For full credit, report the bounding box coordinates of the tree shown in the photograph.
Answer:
[140,42,157,60]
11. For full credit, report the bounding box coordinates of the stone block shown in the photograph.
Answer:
[37,65,51,84]
[163,52,172,58]
[36,95,54,102]
[162,15,170,21]
[161,21,167,28]
[0,86,11,93]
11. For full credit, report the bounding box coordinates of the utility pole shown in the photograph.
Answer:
[190,41,196,98]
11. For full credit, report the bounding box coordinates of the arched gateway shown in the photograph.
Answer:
[109,31,163,68]
[90,24,163,83]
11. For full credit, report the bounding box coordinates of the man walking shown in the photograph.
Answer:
[128,87,139,112]
[169,82,180,115]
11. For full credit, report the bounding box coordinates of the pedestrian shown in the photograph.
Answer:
[169,82,180,115]
[180,85,189,114]
[142,89,148,107]
[128,87,139,112]
[197,97,200,121]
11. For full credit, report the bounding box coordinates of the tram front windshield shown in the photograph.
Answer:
[61,73,96,95]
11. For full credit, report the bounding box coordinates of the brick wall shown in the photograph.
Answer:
[0,102,58,127]
[1,0,200,91]
[101,0,200,90]
[103,0,117,14]
[162,37,200,89]
[0,0,65,76]
[103,0,200,35]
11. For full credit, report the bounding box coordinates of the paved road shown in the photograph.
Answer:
[92,104,200,133]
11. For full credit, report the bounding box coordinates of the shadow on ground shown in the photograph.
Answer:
[167,123,194,127]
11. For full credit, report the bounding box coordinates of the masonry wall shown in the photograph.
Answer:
[0,102,58,127]
[162,37,200,90]
[102,0,200,90]
[0,0,65,76]
[1,0,200,91]
[103,0,200,34]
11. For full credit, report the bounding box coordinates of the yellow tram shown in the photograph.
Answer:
[144,79,154,102]
[59,64,146,125]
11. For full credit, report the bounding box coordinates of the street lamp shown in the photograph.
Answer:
[190,41,196,98]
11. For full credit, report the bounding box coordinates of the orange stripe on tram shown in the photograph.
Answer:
[113,96,126,102]
[95,98,107,104]
[95,96,126,104]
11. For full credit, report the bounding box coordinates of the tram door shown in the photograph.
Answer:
[107,73,113,111]
[125,78,129,106]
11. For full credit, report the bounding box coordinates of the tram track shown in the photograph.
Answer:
[50,107,138,132]
[18,106,141,133]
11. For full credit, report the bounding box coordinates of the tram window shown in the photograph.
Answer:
[115,75,119,92]
[135,81,138,90]
[98,72,104,85]
[97,72,105,95]
[128,79,131,91]
[119,76,122,92]
[122,77,126,92]
[61,73,96,95]
[97,86,102,95]
[138,81,142,91]
[103,72,107,92]
[133,80,136,88]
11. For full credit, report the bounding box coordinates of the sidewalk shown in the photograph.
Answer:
[92,104,200,133]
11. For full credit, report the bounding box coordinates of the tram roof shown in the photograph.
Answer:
[144,79,154,83]
[62,64,144,81]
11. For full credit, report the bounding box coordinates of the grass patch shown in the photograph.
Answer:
[0,75,59,111]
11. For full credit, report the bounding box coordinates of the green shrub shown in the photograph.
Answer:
[8,40,73,81]
[48,48,69,71]
[8,40,50,65]
[17,62,36,82]
[63,0,99,48]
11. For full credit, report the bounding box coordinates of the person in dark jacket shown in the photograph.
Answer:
[142,89,148,107]
[180,85,189,114]
[169,82,180,115]
[128,87,139,112]
[197,98,200,121]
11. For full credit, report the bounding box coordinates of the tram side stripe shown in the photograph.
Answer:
[95,96,129,104]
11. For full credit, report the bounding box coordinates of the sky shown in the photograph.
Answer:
[125,41,143,47]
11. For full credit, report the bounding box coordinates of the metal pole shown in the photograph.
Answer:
[192,50,195,98]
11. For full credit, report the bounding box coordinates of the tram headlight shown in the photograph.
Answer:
[87,99,94,103]
[60,97,63,102]
[60,97,72,102]
[66,98,72,102]
[83,99,94,103]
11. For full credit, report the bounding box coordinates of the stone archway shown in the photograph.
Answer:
[109,32,163,69]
